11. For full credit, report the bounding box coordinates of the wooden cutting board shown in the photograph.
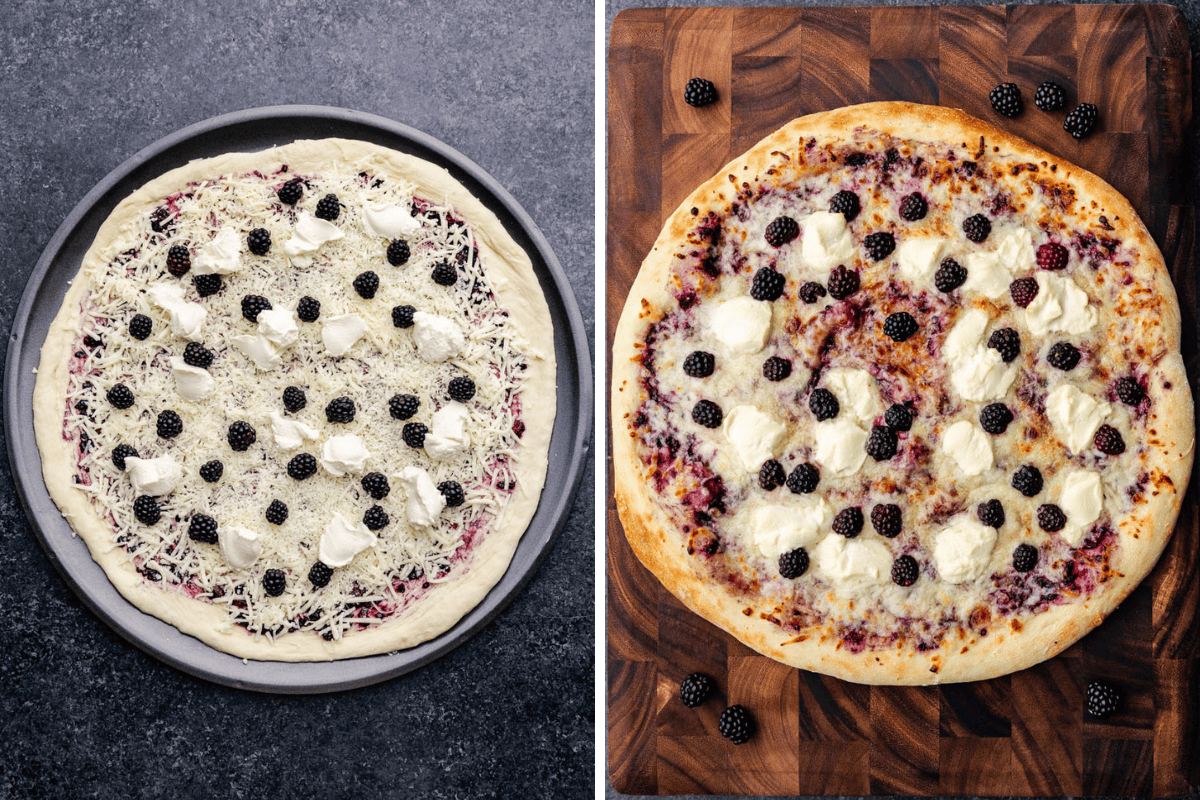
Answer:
[606,5,1197,796]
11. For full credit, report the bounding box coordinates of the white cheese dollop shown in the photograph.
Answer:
[269,411,319,451]
[318,513,377,568]
[257,308,298,349]
[941,419,994,477]
[123,455,181,496]
[933,516,997,583]
[191,228,244,275]
[363,203,421,239]
[1024,272,1097,336]
[995,228,1035,272]
[412,312,466,362]
[813,417,869,477]
[148,283,207,341]
[169,356,214,401]
[798,211,856,275]
[397,466,447,528]
[822,367,882,425]
[962,250,1014,299]
[747,497,832,562]
[322,313,367,357]
[320,434,371,477]
[219,525,262,570]
[721,405,787,474]
[709,296,771,355]
[424,402,471,461]
[942,308,1016,402]
[232,334,281,371]
[896,237,946,285]
[1045,383,1111,454]
[1059,470,1104,546]
[812,535,893,586]
[282,212,344,266]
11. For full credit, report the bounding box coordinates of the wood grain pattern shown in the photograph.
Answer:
[606,5,1196,795]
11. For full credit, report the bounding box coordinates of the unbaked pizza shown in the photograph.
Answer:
[34,138,555,661]
[611,103,1193,685]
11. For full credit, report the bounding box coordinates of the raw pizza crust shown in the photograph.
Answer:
[612,102,1193,685]
[35,138,556,661]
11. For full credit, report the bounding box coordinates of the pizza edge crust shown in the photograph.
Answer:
[610,101,1194,685]
[33,138,556,662]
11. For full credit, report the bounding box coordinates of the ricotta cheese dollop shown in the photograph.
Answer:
[269,411,319,451]
[282,212,344,267]
[941,419,994,477]
[933,516,997,583]
[797,211,856,275]
[123,455,181,496]
[942,308,1016,402]
[822,367,882,425]
[320,434,371,476]
[257,307,299,349]
[747,497,832,562]
[148,283,207,341]
[812,534,892,586]
[721,405,787,474]
[318,513,378,568]
[896,236,946,285]
[1045,383,1112,454]
[710,296,771,355]
[191,228,244,275]
[169,356,215,401]
[363,203,421,239]
[321,313,367,357]
[1024,272,1097,337]
[1058,469,1105,546]
[231,334,282,371]
[412,312,466,362]
[814,417,869,477]
[424,402,471,461]
[219,525,262,570]
[397,466,446,527]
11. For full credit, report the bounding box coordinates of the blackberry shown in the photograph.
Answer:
[989,82,1023,117]
[402,422,429,448]
[679,672,716,708]
[1009,277,1039,308]
[977,499,1005,529]
[262,569,287,597]
[315,193,341,221]
[363,505,390,530]
[149,207,173,233]
[188,513,218,544]
[1114,377,1143,406]
[111,444,139,471]
[296,295,321,322]
[717,705,755,745]
[692,399,723,429]
[308,561,334,588]
[962,214,992,243]
[287,453,318,480]
[1064,103,1099,140]
[129,313,153,340]
[1085,681,1121,719]
[863,231,896,262]
[227,420,256,451]
[1037,242,1069,270]
[1047,341,1081,371]
[682,351,715,378]
[386,239,411,266]
[193,273,223,297]
[763,216,799,247]
[353,270,379,299]
[157,410,183,439]
[987,328,1021,363]
[683,77,718,107]
[882,311,918,342]
[361,472,391,500]
[431,261,458,286]
[1037,503,1067,532]
[758,460,786,491]
[762,356,791,382]
[798,281,827,304]
[277,178,304,205]
[448,376,476,402]
[438,480,465,508]
[832,506,864,538]
[1011,464,1044,497]
[133,495,160,525]
[325,396,356,424]
[885,403,913,432]
[809,388,839,421]
[871,503,902,538]
[826,265,859,300]
[899,193,927,221]
[392,304,416,328]
[1093,424,1126,455]
[778,547,810,579]
[83,335,103,349]
[241,294,273,322]
[979,403,1014,434]
[183,341,214,368]
[749,267,785,302]
[166,245,191,276]
[891,555,920,587]
[282,385,307,413]
[786,463,819,494]
[389,394,420,420]
[107,383,135,409]
[934,258,968,293]
[829,190,860,221]
[247,227,271,256]
[1034,81,1066,112]
[865,425,898,461]
[265,500,289,525]
[1012,543,1039,572]
[199,460,224,483]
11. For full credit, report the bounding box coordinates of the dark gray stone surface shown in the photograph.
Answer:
[0,2,594,799]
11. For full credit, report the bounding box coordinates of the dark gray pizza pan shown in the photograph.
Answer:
[3,105,591,694]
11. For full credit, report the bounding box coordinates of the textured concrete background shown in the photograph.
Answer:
[0,2,594,799]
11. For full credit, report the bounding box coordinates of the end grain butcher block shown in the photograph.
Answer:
[606,4,1197,796]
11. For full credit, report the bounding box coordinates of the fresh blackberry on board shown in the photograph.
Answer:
[111,444,138,471]
[979,403,1014,434]
[431,261,458,286]
[934,258,967,293]
[133,495,160,525]
[1034,81,1066,112]
[1086,681,1121,719]
[183,341,214,368]
[832,506,864,538]
[1012,543,1038,572]
[885,404,913,432]
[157,410,183,439]
[265,500,289,525]
[865,426,898,461]
[749,267,785,301]
[762,356,791,382]
[262,569,287,597]
[987,328,1021,363]
[193,273,223,297]
[315,193,341,220]
[1037,242,1069,270]
[826,265,859,300]
[989,82,1023,117]
[882,311,918,342]
[1012,465,1044,497]
[402,422,428,448]
[247,227,271,256]
[1064,103,1099,140]
[438,480,465,508]
[1114,377,1143,406]
[863,231,896,262]
[1037,504,1067,532]
[809,388,839,421]
[390,394,420,420]
[199,460,224,483]
[166,245,191,276]
[1009,277,1039,308]
[679,673,716,707]
[363,505,390,530]
[683,77,718,107]
[353,270,380,299]
[308,561,333,588]
[764,216,799,247]
[1093,424,1126,455]
[1047,341,1081,371]
[107,383,135,409]
[241,294,273,322]
[962,214,992,243]
[325,396,356,424]
[361,472,390,500]
[778,547,810,579]
[758,460,786,491]
[227,420,256,451]
[977,499,1005,529]
[296,295,321,322]
[718,705,755,745]
[683,351,715,378]
[786,463,819,495]
[128,313,153,340]
[287,453,317,480]
[283,386,307,413]
[891,555,920,587]
[277,178,304,205]
[386,239,411,266]
[392,304,416,328]
[448,376,476,402]
[871,503,902,538]
[692,399,723,429]
[829,190,860,221]
[798,281,826,304]
[188,513,218,544]
[898,193,927,221]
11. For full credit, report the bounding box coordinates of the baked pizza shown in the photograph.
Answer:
[34,138,555,661]
[611,103,1193,685]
